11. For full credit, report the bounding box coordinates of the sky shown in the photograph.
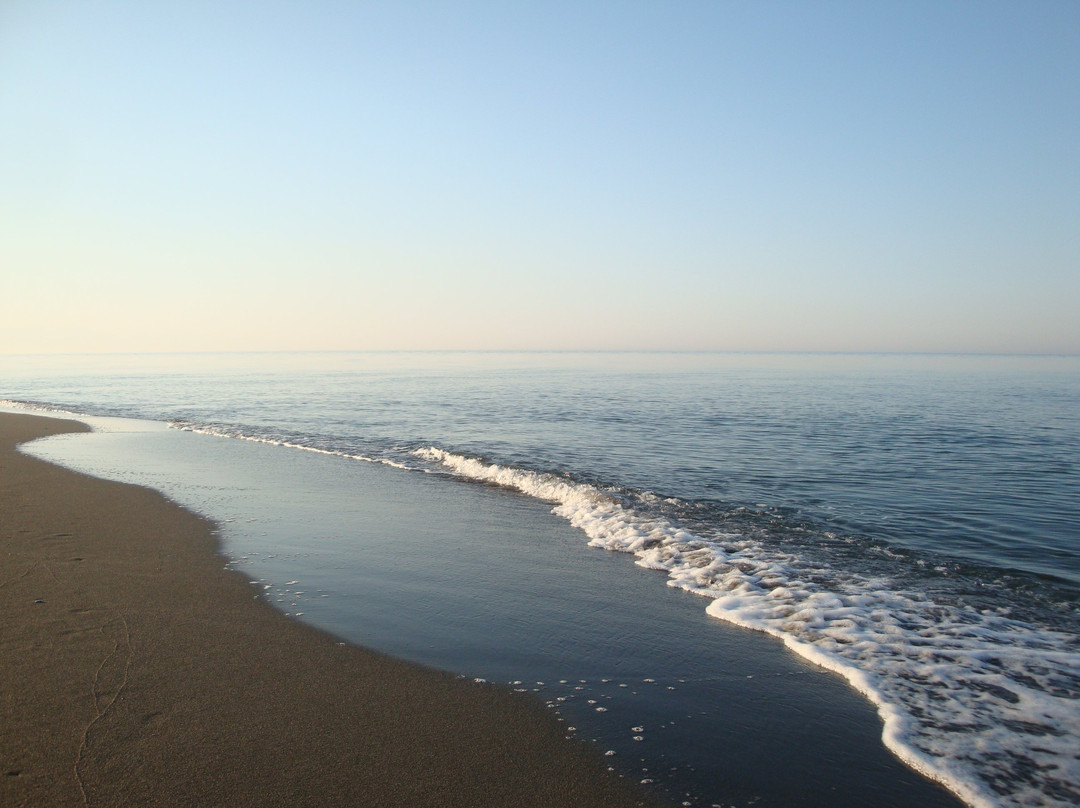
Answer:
[1,1,1077,355]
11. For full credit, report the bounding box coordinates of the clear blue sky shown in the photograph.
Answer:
[2,1,1077,354]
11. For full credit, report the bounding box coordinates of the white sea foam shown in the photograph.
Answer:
[415,446,1080,808]
[1,399,84,419]
[170,422,414,470]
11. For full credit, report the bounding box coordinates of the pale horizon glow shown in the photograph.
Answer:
[2,1,1078,355]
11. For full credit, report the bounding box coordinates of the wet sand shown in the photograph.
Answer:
[0,412,658,808]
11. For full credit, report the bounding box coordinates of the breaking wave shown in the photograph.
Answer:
[414,446,1080,808]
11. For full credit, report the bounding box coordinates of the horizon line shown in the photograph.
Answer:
[3,348,1078,359]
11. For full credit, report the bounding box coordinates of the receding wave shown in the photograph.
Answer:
[170,420,416,471]
[414,446,1080,808]
[1,399,85,417]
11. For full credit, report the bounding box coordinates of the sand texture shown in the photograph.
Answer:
[0,412,658,807]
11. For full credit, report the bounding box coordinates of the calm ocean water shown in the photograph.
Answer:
[4,351,1078,808]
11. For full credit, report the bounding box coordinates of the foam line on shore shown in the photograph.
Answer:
[415,446,1080,808]
[172,421,416,469]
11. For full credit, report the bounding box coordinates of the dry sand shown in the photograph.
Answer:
[0,412,659,807]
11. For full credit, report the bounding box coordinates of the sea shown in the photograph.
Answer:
[3,351,1078,808]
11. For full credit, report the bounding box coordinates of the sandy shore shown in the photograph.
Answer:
[0,412,658,807]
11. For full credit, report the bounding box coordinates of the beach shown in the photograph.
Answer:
[4,349,1076,807]
[0,411,657,807]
